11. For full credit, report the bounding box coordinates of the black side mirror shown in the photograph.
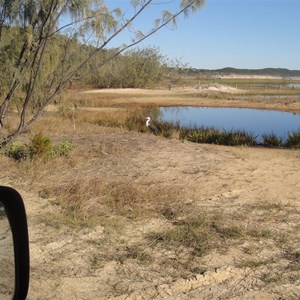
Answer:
[0,186,29,300]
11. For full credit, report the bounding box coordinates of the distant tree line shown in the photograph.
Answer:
[185,67,300,78]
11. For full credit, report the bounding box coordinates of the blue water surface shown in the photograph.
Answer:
[159,107,300,142]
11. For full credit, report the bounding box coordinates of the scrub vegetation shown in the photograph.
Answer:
[5,133,74,161]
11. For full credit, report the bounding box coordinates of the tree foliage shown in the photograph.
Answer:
[0,0,205,147]
[82,46,167,88]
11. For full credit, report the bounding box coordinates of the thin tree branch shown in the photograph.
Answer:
[1,0,202,147]
[63,0,195,85]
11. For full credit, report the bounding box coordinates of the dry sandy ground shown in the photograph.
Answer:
[1,86,300,299]
[1,127,300,299]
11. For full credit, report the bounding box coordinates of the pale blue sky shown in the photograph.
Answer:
[105,0,300,70]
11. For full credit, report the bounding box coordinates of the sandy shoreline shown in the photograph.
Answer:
[76,85,300,113]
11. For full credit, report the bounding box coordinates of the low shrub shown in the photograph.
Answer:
[54,140,75,156]
[6,134,74,161]
[29,133,53,158]
[6,142,28,160]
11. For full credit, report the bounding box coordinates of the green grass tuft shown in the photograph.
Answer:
[179,126,256,146]
[286,130,300,148]
[262,132,284,147]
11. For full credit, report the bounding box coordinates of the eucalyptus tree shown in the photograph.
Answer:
[0,0,205,147]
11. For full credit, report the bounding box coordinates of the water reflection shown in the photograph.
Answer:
[287,83,300,89]
[159,107,300,142]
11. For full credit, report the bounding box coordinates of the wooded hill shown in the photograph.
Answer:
[187,67,300,78]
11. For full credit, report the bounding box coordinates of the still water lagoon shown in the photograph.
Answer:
[159,107,300,142]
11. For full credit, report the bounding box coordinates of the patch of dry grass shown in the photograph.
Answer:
[147,210,246,258]
[40,176,188,228]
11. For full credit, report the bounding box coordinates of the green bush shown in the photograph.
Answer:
[29,133,53,158]
[6,142,28,160]
[54,140,74,156]
[5,134,74,161]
